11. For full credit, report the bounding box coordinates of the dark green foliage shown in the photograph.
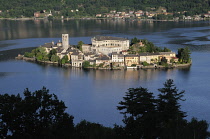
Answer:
[0,0,209,18]
[0,81,209,138]
[157,79,187,138]
[48,49,57,60]
[117,87,158,139]
[51,54,60,62]
[75,120,116,139]
[0,87,74,138]
[82,61,90,68]
[130,38,172,53]
[131,37,139,45]
[117,79,210,138]
[61,55,69,64]
[177,47,191,63]
[24,47,49,61]
[48,16,53,20]
[155,14,173,20]
[184,118,210,139]
[157,79,186,120]
[24,51,35,58]
[163,47,172,52]
[142,61,149,66]
[77,41,84,52]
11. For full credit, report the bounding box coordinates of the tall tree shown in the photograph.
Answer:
[157,79,187,138]
[0,87,74,138]
[177,47,191,63]
[185,118,209,139]
[75,120,116,139]
[77,41,84,52]
[117,87,157,139]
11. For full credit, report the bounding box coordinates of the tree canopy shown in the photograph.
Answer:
[177,47,191,63]
[129,38,172,54]
[116,79,209,139]
[0,81,209,138]
[0,0,209,18]
[0,87,74,138]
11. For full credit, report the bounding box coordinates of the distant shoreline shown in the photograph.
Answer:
[0,17,209,22]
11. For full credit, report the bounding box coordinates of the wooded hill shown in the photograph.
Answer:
[0,0,209,18]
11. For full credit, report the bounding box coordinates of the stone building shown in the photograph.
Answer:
[159,52,176,63]
[111,52,124,67]
[139,53,160,64]
[90,36,129,55]
[125,54,139,66]
[62,34,69,50]
[82,44,92,53]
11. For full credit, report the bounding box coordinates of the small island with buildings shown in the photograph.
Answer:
[16,34,191,70]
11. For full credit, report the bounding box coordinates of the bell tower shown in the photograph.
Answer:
[62,34,69,49]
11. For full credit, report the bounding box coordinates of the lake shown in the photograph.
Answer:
[0,19,210,127]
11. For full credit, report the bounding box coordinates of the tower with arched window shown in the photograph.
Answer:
[62,34,69,50]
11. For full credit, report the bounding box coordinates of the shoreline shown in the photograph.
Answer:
[1,17,209,22]
[15,55,191,70]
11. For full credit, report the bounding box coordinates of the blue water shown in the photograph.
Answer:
[0,20,210,127]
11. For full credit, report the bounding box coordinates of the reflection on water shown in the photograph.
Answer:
[0,19,209,41]
[0,20,210,127]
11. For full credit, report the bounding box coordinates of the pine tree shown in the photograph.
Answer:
[117,87,157,139]
[157,79,187,139]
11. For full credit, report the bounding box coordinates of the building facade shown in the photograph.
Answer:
[62,34,69,50]
[125,54,139,66]
[91,36,129,55]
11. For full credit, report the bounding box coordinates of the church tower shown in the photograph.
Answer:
[62,34,69,49]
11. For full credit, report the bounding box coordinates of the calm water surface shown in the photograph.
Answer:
[0,19,210,127]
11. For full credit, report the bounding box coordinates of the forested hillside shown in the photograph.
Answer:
[0,0,209,18]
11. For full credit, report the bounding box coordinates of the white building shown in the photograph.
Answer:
[111,52,124,63]
[82,44,92,53]
[97,46,122,55]
[91,36,129,55]
[111,52,125,67]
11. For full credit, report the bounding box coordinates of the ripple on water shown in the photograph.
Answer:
[184,40,210,45]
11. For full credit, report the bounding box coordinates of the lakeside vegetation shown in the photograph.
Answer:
[0,79,209,138]
[130,37,172,53]
[0,0,209,18]
[24,47,69,65]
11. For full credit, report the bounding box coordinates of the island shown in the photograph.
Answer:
[16,34,192,69]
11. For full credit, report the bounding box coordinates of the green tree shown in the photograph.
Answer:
[51,54,60,62]
[157,79,186,138]
[117,87,157,138]
[77,41,84,52]
[38,47,47,56]
[0,87,74,138]
[61,55,69,64]
[116,79,210,138]
[24,52,35,58]
[48,49,57,60]
[36,52,43,61]
[75,120,116,139]
[184,118,209,139]
[82,61,90,68]
[177,47,191,63]
[163,47,171,52]
[131,37,140,45]
[142,61,149,66]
